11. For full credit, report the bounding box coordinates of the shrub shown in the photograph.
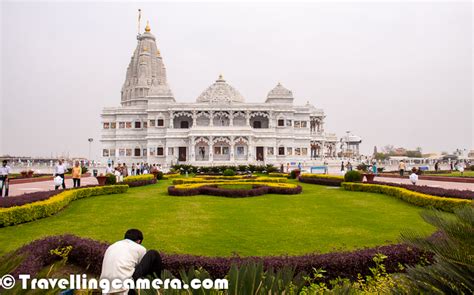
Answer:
[341,182,471,212]
[356,163,368,172]
[123,174,156,187]
[265,164,279,173]
[371,181,474,200]
[299,174,344,187]
[8,234,431,283]
[105,173,116,185]
[289,169,300,179]
[469,165,474,171]
[162,173,180,180]
[223,169,235,176]
[344,171,363,182]
[169,182,302,197]
[0,185,128,227]
[396,207,473,294]
[155,171,164,180]
[237,165,248,172]
[268,173,289,178]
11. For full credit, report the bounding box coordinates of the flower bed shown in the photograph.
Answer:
[341,182,472,212]
[172,177,286,185]
[370,181,474,200]
[0,185,99,208]
[169,183,302,197]
[122,174,157,187]
[0,185,129,227]
[268,173,289,178]
[298,174,344,187]
[6,234,432,282]
[162,173,181,180]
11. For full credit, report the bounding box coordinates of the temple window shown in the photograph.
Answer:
[134,121,141,129]
[110,122,116,129]
[253,121,262,129]
[149,120,156,127]
[103,122,110,129]
[278,119,285,127]
[157,119,164,127]
[157,147,164,156]
[286,120,292,127]
[278,147,285,155]
[287,147,293,155]
[126,122,132,129]
[102,149,109,157]
[119,122,125,129]
[180,121,189,128]
[134,148,141,157]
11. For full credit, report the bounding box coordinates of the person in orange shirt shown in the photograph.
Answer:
[72,161,82,188]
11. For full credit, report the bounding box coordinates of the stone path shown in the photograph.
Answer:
[6,177,98,197]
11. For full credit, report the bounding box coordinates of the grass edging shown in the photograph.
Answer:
[0,185,129,227]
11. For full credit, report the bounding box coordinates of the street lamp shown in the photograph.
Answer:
[88,138,94,166]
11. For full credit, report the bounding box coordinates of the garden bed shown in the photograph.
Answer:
[370,181,474,200]
[298,174,344,187]
[168,183,302,197]
[5,234,432,282]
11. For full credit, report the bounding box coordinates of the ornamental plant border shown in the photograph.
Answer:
[0,185,129,227]
[5,234,433,283]
[341,182,472,212]
[172,177,287,185]
[298,174,344,187]
[168,184,302,197]
[370,181,474,200]
[123,174,157,187]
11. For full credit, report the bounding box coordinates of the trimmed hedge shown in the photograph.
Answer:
[172,177,287,185]
[7,234,432,282]
[298,174,344,187]
[371,181,474,200]
[162,173,180,180]
[341,182,472,212]
[168,183,302,197]
[0,185,129,227]
[123,174,157,187]
[268,173,289,178]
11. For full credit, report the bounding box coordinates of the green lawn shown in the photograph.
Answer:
[217,184,254,190]
[0,180,435,257]
[425,171,474,178]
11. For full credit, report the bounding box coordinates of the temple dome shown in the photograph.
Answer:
[196,75,245,104]
[265,82,294,103]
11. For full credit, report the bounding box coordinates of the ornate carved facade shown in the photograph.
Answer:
[101,24,360,166]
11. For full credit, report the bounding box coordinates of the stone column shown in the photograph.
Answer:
[190,136,195,162]
[229,112,234,126]
[169,111,174,128]
[192,111,197,127]
[209,111,214,127]
[245,111,250,127]
[209,136,213,162]
[230,136,235,162]
[268,111,273,128]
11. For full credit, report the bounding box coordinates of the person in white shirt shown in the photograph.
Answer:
[0,160,11,197]
[100,229,162,295]
[105,163,114,175]
[55,160,67,190]
[409,168,419,185]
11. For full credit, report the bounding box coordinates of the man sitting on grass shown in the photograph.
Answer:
[100,229,162,294]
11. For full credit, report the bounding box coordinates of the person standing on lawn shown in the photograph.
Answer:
[0,160,11,197]
[54,159,67,190]
[409,167,418,185]
[398,160,406,176]
[72,161,82,188]
[100,229,162,295]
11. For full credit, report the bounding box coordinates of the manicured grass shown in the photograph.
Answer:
[425,171,474,178]
[0,179,435,257]
[217,184,253,190]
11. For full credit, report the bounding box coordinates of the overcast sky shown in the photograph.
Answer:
[1,1,472,158]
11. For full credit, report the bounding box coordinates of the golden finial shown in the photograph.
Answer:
[217,74,224,81]
[145,20,151,32]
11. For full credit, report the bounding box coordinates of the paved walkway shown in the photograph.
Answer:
[6,177,98,197]
[374,176,474,191]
